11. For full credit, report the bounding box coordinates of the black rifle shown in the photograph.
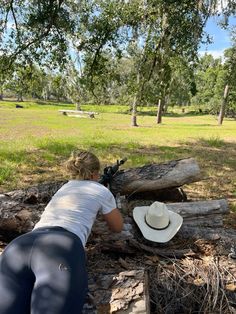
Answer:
[99,158,127,187]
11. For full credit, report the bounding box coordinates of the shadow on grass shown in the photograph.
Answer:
[137,110,209,118]
[31,138,236,175]
[37,141,77,156]
[0,142,77,171]
[0,138,236,195]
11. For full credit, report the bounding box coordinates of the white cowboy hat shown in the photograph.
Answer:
[133,201,183,243]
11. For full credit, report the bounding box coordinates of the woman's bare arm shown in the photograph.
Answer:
[103,208,123,232]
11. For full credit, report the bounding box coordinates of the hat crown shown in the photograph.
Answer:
[145,202,169,229]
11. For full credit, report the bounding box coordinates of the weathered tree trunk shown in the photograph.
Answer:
[0,88,3,100]
[131,98,138,127]
[156,98,163,124]
[75,102,81,110]
[163,95,169,113]
[89,198,234,258]
[0,157,232,258]
[110,158,201,195]
[218,84,229,125]
[17,94,24,102]
[131,78,139,127]
[92,199,229,233]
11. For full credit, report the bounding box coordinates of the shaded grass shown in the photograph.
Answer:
[198,136,225,148]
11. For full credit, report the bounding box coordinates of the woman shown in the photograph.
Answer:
[0,150,123,314]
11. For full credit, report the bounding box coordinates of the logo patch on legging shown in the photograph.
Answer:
[59,263,69,271]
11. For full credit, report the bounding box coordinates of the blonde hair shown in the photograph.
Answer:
[65,150,100,180]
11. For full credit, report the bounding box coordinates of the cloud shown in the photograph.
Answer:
[198,49,225,59]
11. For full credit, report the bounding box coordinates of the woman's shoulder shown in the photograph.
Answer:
[67,180,110,192]
[90,181,114,197]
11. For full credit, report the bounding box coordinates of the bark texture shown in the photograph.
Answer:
[82,269,149,314]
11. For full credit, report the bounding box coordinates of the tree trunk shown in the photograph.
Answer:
[131,95,138,127]
[131,25,140,128]
[131,72,139,127]
[1,158,232,258]
[0,87,3,100]
[17,93,24,102]
[218,84,229,125]
[163,96,169,113]
[76,102,81,110]
[156,98,163,124]
[0,183,233,258]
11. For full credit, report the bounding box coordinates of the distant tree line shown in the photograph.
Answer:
[1,51,236,117]
[0,0,236,124]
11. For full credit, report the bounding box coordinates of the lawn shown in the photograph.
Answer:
[0,100,235,213]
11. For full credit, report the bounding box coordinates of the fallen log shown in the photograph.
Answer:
[87,199,233,258]
[0,196,229,240]
[126,199,229,227]
[110,157,202,195]
[90,221,236,258]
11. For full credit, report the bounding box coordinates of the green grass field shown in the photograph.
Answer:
[0,100,236,213]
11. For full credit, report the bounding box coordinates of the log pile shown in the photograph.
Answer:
[0,158,234,249]
[0,157,235,313]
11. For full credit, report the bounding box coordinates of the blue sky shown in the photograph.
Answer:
[199,15,236,58]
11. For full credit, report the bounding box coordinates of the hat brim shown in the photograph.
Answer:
[133,206,183,243]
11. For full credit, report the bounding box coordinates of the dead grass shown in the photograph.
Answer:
[149,256,236,313]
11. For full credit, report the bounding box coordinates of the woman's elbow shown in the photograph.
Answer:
[103,208,124,233]
[111,221,123,233]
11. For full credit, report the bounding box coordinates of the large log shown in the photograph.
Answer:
[0,196,229,240]
[88,199,233,258]
[0,198,234,259]
[110,158,202,195]
[125,199,229,227]
[90,222,236,259]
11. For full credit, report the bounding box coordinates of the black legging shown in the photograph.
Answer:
[0,227,88,314]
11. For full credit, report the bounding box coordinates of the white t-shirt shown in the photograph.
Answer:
[33,180,117,247]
